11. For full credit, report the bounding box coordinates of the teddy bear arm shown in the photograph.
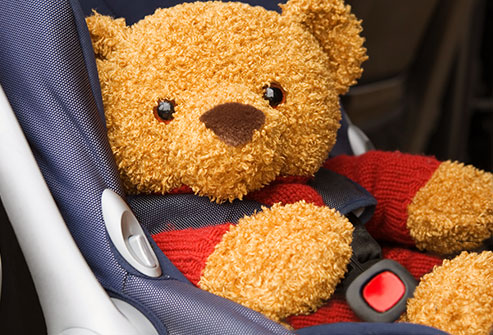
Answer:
[153,202,355,322]
[324,151,493,254]
[198,202,354,322]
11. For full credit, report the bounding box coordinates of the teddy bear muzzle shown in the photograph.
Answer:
[199,102,265,146]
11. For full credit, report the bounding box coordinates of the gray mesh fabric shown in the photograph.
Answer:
[128,170,376,235]
[0,0,294,333]
[310,168,377,224]
[124,276,292,335]
[0,0,129,292]
[128,194,263,234]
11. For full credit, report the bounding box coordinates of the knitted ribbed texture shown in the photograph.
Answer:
[247,182,324,207]
[382,247,443,281]
[287,248,443,328]
[324,151,441,245]
[153,223,232,285]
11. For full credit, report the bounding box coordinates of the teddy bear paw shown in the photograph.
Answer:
[405,251,493,335]
[407,161,493,254]
[198,201,353,322]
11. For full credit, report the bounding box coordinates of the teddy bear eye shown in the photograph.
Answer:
[263,83,286,107]
[153,99,176,122]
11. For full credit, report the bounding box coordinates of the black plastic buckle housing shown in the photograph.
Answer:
[342,213,417,322]
[345,259,417,322]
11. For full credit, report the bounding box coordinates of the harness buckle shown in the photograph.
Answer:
[342,213,416,322]
[345,259,417,322]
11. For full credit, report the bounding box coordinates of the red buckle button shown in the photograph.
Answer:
[362,271,405,312]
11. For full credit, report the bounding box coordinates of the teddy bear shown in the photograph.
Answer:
[86,0,493,334]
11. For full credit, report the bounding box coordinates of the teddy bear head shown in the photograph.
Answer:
[87,0,366,202]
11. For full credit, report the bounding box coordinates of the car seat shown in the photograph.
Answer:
[0,1,449,334]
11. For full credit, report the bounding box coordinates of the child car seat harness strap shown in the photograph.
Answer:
[343,213,417,322]
[128,168,375,233]
[311,169,417,322]
[129,167,416,322]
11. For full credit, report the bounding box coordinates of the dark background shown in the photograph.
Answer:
[345,0,493,171]
[1,0,492,333]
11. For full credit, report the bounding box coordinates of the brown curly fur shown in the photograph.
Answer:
[281,0,367,95]
[406,251,493,335]
[86,0,366,202]
[199,201,353,322]
[408,161,493,254]
[86,1,492,332]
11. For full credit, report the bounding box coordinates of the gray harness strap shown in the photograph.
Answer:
[128,167,377,234]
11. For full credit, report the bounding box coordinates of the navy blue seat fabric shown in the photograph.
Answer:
[297,322,448,335]
[0,0,447,334]
[0,1,291,334]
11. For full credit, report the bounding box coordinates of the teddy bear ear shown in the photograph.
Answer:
[281,0,367,95]
[85,12,128,60]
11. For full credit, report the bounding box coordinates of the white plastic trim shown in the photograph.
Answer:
[0,86,154,335]
[352,207,365,218]
[348,124,374,156]
[101,189,162,278]
[111,298,159,335]
[60,329,100,335]
[344,114,375,156]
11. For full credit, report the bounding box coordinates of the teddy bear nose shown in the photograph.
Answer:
[199,102,265,146]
